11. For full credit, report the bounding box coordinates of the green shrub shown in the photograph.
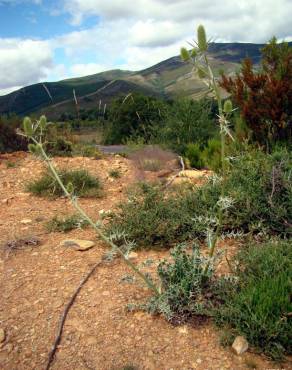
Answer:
[105,183,195,247]
[105,93,166,144]
[46,214,89,232]
[147,244,221,322]
[215,239,292,360]
[27,169,102,198]
[45,137,73,157]
[73,144,103,159]
[0,115,27,153]
[157,98,217,154]
[108,169,121,178]
[201,138,222,171]
[105,148,291,248]
[184,143,204,169]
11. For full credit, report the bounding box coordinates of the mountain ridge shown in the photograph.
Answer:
[1,42,291,118]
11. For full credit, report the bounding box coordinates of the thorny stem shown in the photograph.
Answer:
[201,53,227,274]
[30,137,160,295]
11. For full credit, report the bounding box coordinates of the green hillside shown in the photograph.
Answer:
[1,42,289,117]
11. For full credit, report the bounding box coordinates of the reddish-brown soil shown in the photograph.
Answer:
[0,153,288,370]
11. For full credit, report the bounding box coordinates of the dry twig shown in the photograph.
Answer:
[45,260,103,370]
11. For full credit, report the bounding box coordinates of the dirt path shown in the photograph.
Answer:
[0,153,284,370]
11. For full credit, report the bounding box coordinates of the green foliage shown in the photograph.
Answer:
[73,144,103,159]
[46,214,89,232]
[27,169,102,198]
[106,148,291,248]
[6,160,17,168]
[184,143,204,169]
[201,139,222,171]
[215,239,292,360]
[105,183,194,247]
[158,98,217,154]
[0,115,27,153]
[147,244,221,322]
[45,137,73,157]
[108,169,121,178]
[104,93,166,144]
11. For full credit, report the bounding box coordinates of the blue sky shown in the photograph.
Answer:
[0,0,291,95]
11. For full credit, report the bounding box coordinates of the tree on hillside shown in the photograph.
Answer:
[220,37,292,146]
[105,93,166,144]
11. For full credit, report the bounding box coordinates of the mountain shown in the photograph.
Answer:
[1,42,289,119]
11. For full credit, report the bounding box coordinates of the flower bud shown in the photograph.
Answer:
[39,115,47,130]
[23,117,33,136]
[223,100,233,113]
[190,48,197,58]
[197,25,208,52]
[66,182,74,194]
[180,47,190,61]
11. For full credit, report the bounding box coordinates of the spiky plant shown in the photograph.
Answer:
[180,25,235,270]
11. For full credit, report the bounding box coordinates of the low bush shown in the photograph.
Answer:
[215,239,292,360]
[0,115,27,153]
[108,169,121,178]
[72,144,103,159]
[201,138,222,171]
[147,244,223,322]
[184,143,204,169]
[105,182,199,247]
[105,148,291,248]
[27,169,102,198]
[46,214,89,232]
[45,137,73,157]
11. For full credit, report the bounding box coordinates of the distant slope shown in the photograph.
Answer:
[1,42,290,118]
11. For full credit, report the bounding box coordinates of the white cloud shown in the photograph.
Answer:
[64,0,292,42]
[0,38,54,94]
[70,63,109,77]
[130,20,186,47]
[1,0,292,96]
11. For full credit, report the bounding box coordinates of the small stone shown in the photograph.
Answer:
[178,326,188,334]
[59,239,95,251]
[128,252,138,259]
[0,328,5,343]
[5,343,13,353]
[196,358,202,364]
[232,336,249,355]
[20,218,32,224]
[102,291,110,296]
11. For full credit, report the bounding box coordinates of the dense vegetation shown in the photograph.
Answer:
[106,148,291,247]
[215,239,292,360]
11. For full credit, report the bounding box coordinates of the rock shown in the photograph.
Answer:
[179,170,205,179]
[157,169,173,178]
[178,326,188,334]
[128,251,138,259]
[0,328,5,343]
[232,336,249,355]
[20,218,32,224]
[59,239,95,251]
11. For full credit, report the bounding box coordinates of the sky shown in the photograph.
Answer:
[0,0,291,95]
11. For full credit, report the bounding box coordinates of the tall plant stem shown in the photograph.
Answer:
[31,138,159,295]
[202,54,227,273]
